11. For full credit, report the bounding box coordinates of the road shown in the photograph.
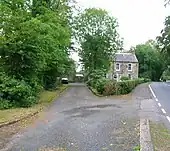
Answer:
[150,82,170,125]
[2,84,140,151]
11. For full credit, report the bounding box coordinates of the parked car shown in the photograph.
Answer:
[61,78,68,84]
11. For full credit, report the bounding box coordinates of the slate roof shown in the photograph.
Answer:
[114,52,138,63]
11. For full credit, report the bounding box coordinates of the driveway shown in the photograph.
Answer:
[1,84,140,151]
[150,82,170,127]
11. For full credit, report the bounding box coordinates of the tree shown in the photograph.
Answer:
[165,0,170,6]
[73,8,122,74]
[0,0,75,108]
[157,16,170,65]
[135,41,165,81]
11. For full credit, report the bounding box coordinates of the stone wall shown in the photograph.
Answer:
[113,61,138,81]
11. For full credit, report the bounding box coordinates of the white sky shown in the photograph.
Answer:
[72,0,170,70]
[76,0,170,49]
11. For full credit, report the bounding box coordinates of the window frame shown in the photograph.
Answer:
[115,63,120,71]
[127,63,132,71]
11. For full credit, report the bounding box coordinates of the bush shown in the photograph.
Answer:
[86,69,107,88]
[0,73,40,109]
[120,76,130,81]
[91,78,145,96]
[103,78,145,96]
[95,78,110,94]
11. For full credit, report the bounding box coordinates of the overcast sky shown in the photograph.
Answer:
[75,0,170,49]
[72,0,170,69]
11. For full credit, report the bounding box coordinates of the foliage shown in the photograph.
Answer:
[0,0,76,109]
[161,68,170,81]
[86,69,107,87]
[0,73,38,109]
[120,76,130,81]
[102,79,144,96]
[88,76,145,95]
[73,8,123,73]
[133,145,140,151]
[95,78,110,94]
[157,15,170,68]
[135,41,165,81]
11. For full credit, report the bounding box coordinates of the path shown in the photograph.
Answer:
[1,84,140,151]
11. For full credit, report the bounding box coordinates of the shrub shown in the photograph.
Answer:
[120,76,130,81]
[0,73,40,109]
[0,99,13,110]
[86,69,107,88]
[95,78,111,94]
[100,78,145,96]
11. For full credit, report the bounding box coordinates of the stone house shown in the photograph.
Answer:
[107,52,139,81]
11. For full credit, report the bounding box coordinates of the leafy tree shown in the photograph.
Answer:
[0,0,76,108]
[135,41,165,81]
[157,16,170,65]
[73,8,122,74]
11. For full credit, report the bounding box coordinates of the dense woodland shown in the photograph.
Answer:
[0,0,170,109]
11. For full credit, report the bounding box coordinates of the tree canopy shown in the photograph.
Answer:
[0,0,76,109]
[135,40,166,81]
[73,8,123,74]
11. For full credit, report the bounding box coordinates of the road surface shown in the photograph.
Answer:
[150,82,170,126]
[2,84,140,151]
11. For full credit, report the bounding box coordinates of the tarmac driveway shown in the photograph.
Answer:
[1,84,140,151]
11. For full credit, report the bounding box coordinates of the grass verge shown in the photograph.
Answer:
[149,121,170,151]
[0,85,67,123]
[88,86,103,97]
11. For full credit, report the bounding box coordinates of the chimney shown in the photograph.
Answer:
[130,47,135,54]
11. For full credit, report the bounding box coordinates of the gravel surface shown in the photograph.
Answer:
[1,84,140,151]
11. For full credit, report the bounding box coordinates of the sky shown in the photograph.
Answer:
[72,0,170,69]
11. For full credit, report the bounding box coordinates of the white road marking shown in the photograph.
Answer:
[158,103,162,107]
[161,108,166,114]
[149,85,156,98]
[166,116,170,123]
[149,84,170,124]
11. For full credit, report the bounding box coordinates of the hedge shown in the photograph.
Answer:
[88,78,150,96]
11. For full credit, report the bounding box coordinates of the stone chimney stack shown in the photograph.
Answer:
[129,47,135,54]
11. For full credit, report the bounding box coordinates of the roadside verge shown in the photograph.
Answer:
[140,119,153,151]
[0,85,68,128]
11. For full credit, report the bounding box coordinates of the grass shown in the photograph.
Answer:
[0,85,67,123]
[149,121,170,151]
[133,145,140,151]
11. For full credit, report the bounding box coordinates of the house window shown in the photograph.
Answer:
[128,63,132,71]
[116,63,120,71]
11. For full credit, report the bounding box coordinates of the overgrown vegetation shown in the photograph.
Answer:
[0,0,76,109]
